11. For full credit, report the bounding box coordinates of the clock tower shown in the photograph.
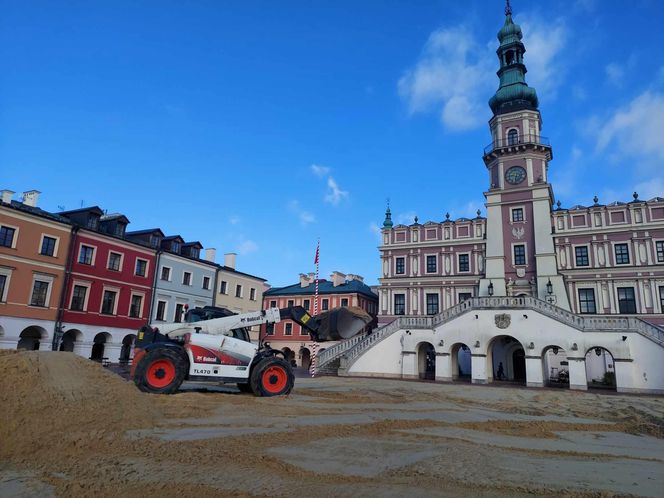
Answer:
[479,1,570,309]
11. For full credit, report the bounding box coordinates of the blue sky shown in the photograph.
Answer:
[2,0,663,287]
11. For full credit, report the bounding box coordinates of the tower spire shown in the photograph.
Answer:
[488,2,539,116]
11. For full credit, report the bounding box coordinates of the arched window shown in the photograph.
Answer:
[508,129,519,145]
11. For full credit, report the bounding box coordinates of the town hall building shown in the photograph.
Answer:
[316,4,664,394]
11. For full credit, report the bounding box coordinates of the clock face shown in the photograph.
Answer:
[505,166,526,185]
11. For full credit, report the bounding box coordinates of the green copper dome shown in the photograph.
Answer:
[382,206,393,228]
[488,8,539,116]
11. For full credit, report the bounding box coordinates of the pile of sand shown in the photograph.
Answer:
[0,351,157,463]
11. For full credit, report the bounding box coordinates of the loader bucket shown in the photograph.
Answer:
[310,306,372,342]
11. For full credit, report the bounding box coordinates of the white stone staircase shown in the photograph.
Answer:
[316,296,664,374]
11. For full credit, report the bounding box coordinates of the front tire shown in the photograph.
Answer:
[134,347,187,394]
[250,357,294,397]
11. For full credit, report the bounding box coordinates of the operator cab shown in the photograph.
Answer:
[185,306,251,343]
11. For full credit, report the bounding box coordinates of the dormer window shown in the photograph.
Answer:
[171,242,180,253]
[508,129,519,145]
[149,235,160,248]
[191,248,199,259]
[87,217,99,230]
[115,223,126,237]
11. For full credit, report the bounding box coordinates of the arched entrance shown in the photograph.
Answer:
[451,343,471,381]
[60,329,83,353]
[489,335,526,384]
[91,332,111,361]
[542,345,569,387]
[120,334,136,364]
[17,326,47,351]
[300,347,311,369]
[281,347,295,367]
[585,347,616,391]
[417,342,435,380]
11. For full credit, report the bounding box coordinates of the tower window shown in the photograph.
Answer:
[514,245,526,265]
[506,50,515,65]
[507,129,519,145]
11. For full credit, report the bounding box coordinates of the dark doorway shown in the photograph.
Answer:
[513,348,526,381]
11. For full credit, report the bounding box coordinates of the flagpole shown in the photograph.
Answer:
[310,238,320,377]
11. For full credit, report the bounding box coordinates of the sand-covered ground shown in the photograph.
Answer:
[1,350,663,497]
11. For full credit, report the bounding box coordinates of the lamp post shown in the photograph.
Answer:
[488,281,494,296]
[546,278,553,295]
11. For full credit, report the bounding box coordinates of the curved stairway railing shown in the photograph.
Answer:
[319,296,664,373]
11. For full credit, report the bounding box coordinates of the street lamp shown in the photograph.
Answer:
[488,281,494,296]
[546,278,553,295]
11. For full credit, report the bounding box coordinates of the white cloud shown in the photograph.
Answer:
[398,25,494,131]
[288,200,316,225]
[605,63,624,87]
[369,222,381,238]
[237,239,258,255]
[519,15,568,97]
[595,91,664,168]
[310,164,330,178]
[455,201,482,219]
[324,177,349,205]
[634,177,664,201]
[228,215,240,225]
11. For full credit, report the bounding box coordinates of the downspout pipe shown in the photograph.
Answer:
[147,249,162,324]
[53,225,79,350]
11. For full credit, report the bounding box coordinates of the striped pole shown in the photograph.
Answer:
[310,239,320,377]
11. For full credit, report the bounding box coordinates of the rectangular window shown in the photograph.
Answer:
[174,303,184,323]
[322,298,329,311]
[30,280,49,307]
[614,243,630,264]
[0,274,6,301]
[395,257,405,275]
[156,300,167,321]
[578,288,596,314]
[285,323,292,336]
[656,241,664,263]
[575,246,589,267]
[183,271,192,286]
[458,254,470,272]
[514,245,526,265]
[235,284,242,298]
[70,285,87,311]
[617,287,637,314]
[160,267,171,281]
[287,299,294,307]
[203,276,211,290]
[341,298,349,307]
[512,208,524,222]
[459,292,472,302]
[220,281,228,294]
[426,294,439,315]
[129,295,143,318]
[426,255,437,273]
[135,259,147,277]
[101,291,118,315]
[270,300,277,308]
[394,294,405,315]
[79,245,94,265]
[108,252,122,271]
[0,226,15,247]
[303,299,310,311]
[660,286,664,312]
[101,290,117,314]
[265,325,274,336]
[250,288,256,301]
[40,236,57,256]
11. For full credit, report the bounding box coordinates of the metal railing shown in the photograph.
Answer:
[483,134,550,155]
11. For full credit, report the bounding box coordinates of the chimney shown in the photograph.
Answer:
[330,271,346,287]
[299,273,311,287]
[1,190,14,204]
[204,248,217,263]
[224,252,237,269]
[347,274,364,283]
[22,190,41,207]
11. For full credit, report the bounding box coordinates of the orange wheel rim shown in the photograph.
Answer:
[146,359,176,388]
[262,365,287,393]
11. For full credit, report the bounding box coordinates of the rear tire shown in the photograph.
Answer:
[134,347,187,394]
[250,357,294,397]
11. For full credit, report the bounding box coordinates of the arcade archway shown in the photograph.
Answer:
[17,326,47,351]
[542,345,569,388]
[60,329,83,353]
[120,334,136,363]
[488,335,526,384]
[91,332,112,361]
[451,342,472,381]
[417,342,436,380]
[585,346,616,391]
